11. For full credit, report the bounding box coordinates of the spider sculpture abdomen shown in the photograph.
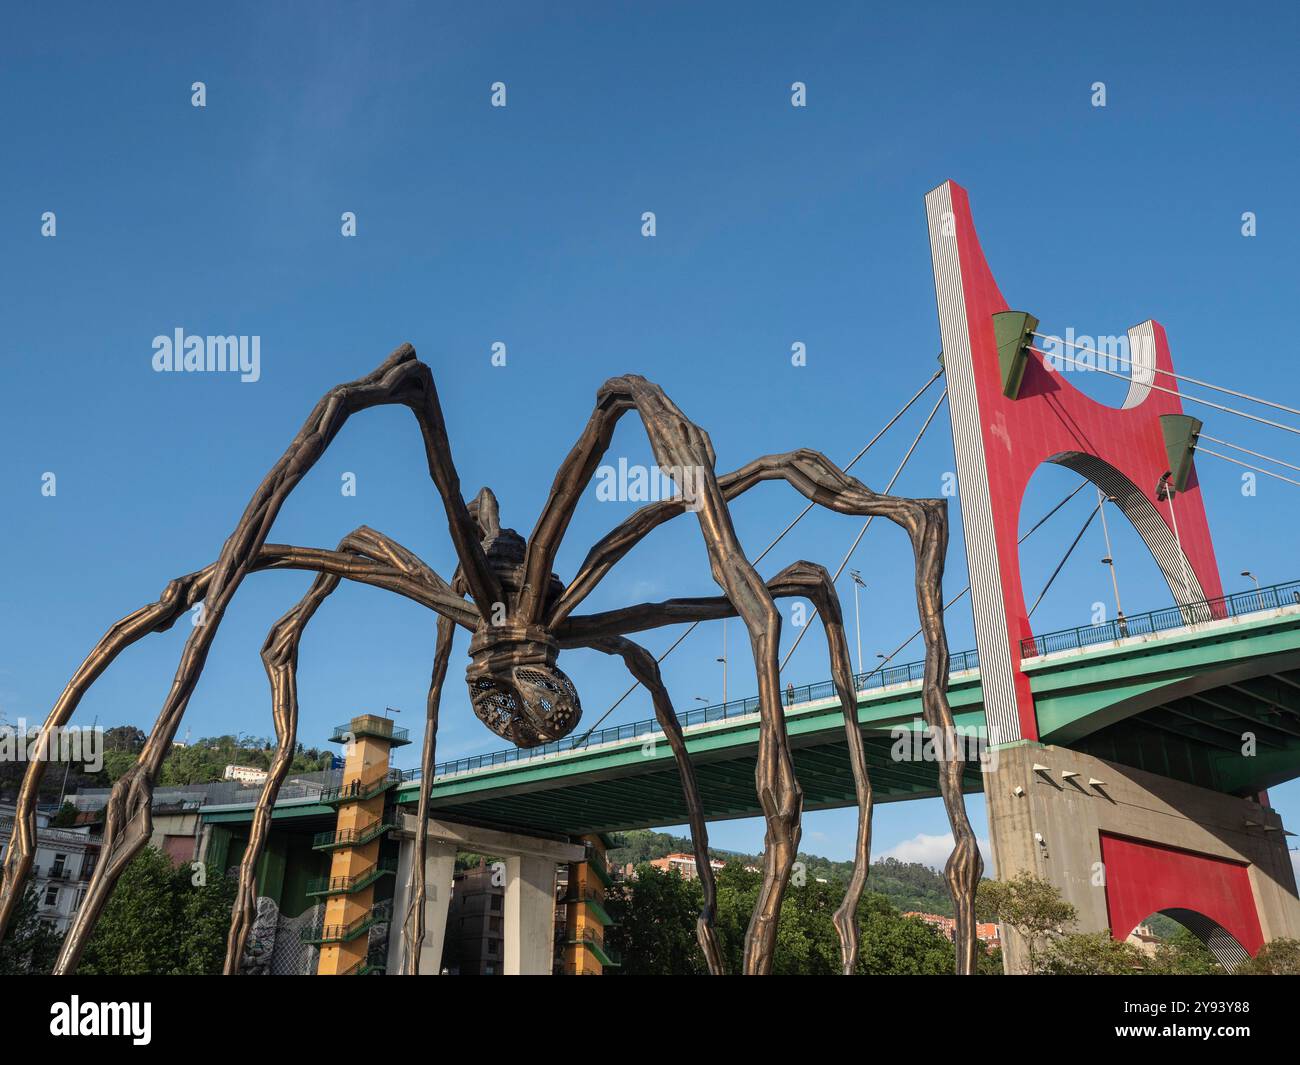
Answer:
[466,630,581,747]
[0,347,980,980]
[465,526,581,747]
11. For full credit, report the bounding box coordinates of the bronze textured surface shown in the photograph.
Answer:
[0,346,980,976]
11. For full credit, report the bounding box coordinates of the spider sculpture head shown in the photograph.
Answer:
[18,349,974,981]
[463,523,581,747]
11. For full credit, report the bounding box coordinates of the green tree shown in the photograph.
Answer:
[0,887,62,974]
[605,864,707,975]
[103,725,146,752]
[1038,931,1148,975]
[79,846,236,974]
[1147,926,1222,975]
[858,895,958,975]
[703,863,970,975]
[100,748,139,784]
[1236,937,1300,974]
[976,872,1077,974]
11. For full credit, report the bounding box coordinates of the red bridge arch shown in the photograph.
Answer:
[1101,832,1263,967]
[924,181,1223,743]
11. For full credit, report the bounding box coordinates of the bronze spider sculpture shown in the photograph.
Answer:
[0,345,982,976]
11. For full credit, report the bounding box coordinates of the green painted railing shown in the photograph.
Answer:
[311,809,400,851]
[1022,579,1300,658]
[586,847,614,889]
[569,926,621,967]
[565,884,617,926]
[401,577,1300,785]
[404,647,982,782]
[328,721,411,747]
[302,901,392,946]
[340,946,389,975]
[319,769,404,806]
[306,856,399,898]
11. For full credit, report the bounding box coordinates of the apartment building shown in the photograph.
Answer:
[0,803,99,935]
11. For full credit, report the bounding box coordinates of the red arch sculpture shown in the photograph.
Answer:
[1101,832,1263,964]
[924,180,1223,743]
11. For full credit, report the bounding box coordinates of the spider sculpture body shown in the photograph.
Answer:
[0,346,982,976]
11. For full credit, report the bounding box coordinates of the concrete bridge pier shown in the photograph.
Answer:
[387,816,584,975]
[984,743,1300,972]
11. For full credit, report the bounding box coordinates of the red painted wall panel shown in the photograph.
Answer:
[944,183,1223,739]
[1100,832,1263,954]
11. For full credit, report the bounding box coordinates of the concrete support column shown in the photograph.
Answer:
[503,854,556,975]
[388,836,456,975]
[986,742,1300,973]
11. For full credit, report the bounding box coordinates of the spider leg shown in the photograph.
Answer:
[559,445,983,974]
[41,349,500,973]
[770,563,872,976]
[224,568,340,974]
[526,375,798,975]
[221,524,460,974]
[402,612,456,974]
[564,559,871,974]
[584,635,726,975]
[6,541,463,971]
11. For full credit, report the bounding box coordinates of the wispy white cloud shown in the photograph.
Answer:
[881,831,993,876]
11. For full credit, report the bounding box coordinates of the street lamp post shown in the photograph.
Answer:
[850,570,866,675]
[717,619,728,706]
[1096,489,1125,630]
[1157,471,1194,618]
[1241,569,1261,592]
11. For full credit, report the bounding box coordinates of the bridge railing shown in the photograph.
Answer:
[1020,579,1300,659]
[399,579,1299,785]
[407,646,981,782]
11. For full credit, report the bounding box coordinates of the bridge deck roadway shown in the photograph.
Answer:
[199,607,1300,837]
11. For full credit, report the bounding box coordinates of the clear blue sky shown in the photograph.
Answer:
[2,1,1298,872]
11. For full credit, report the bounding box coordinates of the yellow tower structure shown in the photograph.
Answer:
[310,713,408,975]
[564,833,620,974]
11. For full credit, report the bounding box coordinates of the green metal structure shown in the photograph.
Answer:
[199,588,1300,843]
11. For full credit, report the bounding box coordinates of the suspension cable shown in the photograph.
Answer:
[1196,447,1300,488]
[1031,331,1300,420]
[1026,499,1104,617]
[575,366,946,744]
[852,479,1092,680]
[1030,349,1300,438]
[779,389,949,669]
[1196,433,1300,475]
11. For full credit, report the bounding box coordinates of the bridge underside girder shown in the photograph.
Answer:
[422,735,985,837]
[1043,660,1300,796]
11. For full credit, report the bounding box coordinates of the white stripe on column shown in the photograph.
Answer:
[925,182,1023,746]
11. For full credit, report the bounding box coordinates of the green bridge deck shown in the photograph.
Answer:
[201,602,1300,839]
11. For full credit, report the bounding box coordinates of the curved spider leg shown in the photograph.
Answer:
[584,635,726,975]
[467,486,502,540]
[0,531,472,950]
[224,568,340,974]
[402,612,456,974]
[0,568,206,943]
[47,347,494,973]
[560,446,983,974]
[224,523,461,974]
[563,559,871,974]
[529,374,800,975]
[907,496,983,976]
[770,563,872,976]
